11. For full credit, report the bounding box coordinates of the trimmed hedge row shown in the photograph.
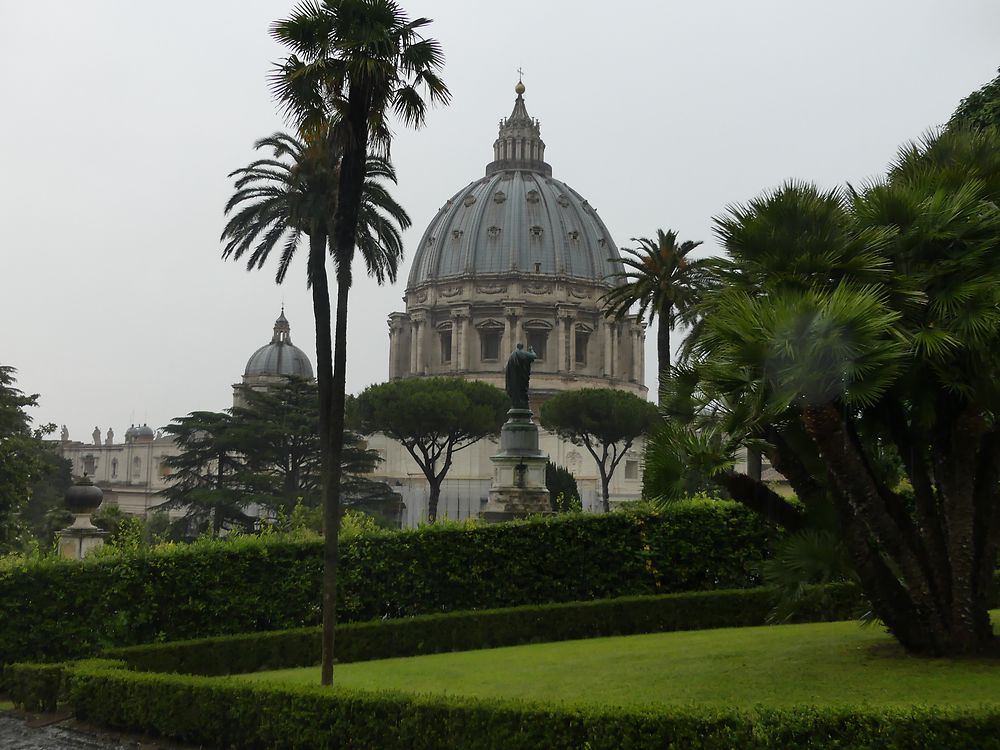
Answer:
[64,663,1000,750]
[0,502,775,666]
[4,585,862,710]
[101,584,864,676]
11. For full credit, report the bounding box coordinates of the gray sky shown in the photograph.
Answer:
[2,0,998,439]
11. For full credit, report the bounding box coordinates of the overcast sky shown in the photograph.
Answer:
[2,0,998,439]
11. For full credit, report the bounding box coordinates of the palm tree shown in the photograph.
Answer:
[270,0,449,685]
[220,128,410,678]
[601,229,709,399]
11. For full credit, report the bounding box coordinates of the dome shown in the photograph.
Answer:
[136,424,154,438]
[244,311,314,379]
[407,83,622,288]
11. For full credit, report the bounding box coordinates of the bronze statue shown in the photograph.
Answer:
[504,343,537,409]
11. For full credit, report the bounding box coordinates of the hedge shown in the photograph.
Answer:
[0,502,774,666]
[61,663,1000,749]
[98,584,863,677]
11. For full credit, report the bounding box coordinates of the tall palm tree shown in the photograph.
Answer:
[270,0,449,685]
[601,229,709,399]
[220,131,409,681]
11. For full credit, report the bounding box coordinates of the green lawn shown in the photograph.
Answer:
[240,612,1000,707]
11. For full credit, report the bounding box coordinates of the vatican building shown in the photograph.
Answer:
[370,81,648,524]
[57,82,650,527]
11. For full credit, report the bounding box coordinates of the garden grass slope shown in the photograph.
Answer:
[241,612,1000,708]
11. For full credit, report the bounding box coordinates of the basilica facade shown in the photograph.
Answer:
[369,82,649,524]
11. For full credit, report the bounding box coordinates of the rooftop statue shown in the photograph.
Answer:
[504,343,537,409]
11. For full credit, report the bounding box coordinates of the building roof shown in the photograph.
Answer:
[244,310,314,379]
[406,82,623,288]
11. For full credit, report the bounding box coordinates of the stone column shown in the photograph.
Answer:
[387,318,399,379]
[462,314,471,370]
[638,322,646,387]
[450,312,460,371]
[631,324,641,382]
[604,319,613,377]
[556,315,567,373]
[569,320,577,373]
[412,313,426,375]
[502,308,514,357]
[409,318,419,374]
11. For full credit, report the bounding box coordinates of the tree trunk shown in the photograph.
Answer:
[718,470,804,532]
[428,481,441,522]
[656,309,671,401]
[321,84,371,687]
[801,402,995,656]
[599,464,610,513]
[307,232,337,687]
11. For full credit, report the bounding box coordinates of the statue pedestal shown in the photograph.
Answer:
[56,514,109,560]
[483,409,551,522]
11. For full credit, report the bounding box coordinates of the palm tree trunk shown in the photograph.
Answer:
[799,402,999,655]
[656,311,671,401]
[306,231,336,687]
[322,85,371,685]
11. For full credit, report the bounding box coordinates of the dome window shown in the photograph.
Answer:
[463,194,477,207]
[487,226,502,240]
[575,328,590,366]
[526,189,540,204]
[438,324,453,364]
[568,230,580,242]
[557,194,570,208]
[481,330,501,361]
[493,191,506,204]
[452,229,464,241]
[526,330,547,361]
[529,225,544,239]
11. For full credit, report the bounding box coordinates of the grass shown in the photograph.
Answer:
[239,612,1000,708]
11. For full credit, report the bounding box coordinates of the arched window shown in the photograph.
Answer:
[477,320,503,362]
[111,458,118,478]
[132,456,142,478]
[438,324,452,364]
[523,321,552,362]
[575,325,592,366]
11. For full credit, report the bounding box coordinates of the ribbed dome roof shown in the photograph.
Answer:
[407,83,622,288]
[244,311,314,379]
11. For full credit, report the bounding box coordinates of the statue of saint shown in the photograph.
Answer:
[60,425,69,442]
[504,343,537,409]
[92,426,101,446]
[105,427,115,445]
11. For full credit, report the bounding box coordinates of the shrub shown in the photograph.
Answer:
[105,586,857,676]
[0,503,776,667]
[61,662,1000,750]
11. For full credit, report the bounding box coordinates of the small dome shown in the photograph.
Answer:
[124,424,139,440]
[137,424,155,438]
[244,310,314,379]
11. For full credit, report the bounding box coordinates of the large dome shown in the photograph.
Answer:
[244,311,314,379]
[407,83,622,288]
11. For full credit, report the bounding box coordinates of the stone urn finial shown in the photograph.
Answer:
[57,474,108,559]
[65,474,104,516]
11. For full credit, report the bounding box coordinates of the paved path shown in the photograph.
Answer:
[0,713,198,750]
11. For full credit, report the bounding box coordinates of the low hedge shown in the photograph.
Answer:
[64,663,1000,749]
[0,502,775,666]
[6,585,863,708]
[101,584,863,676]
